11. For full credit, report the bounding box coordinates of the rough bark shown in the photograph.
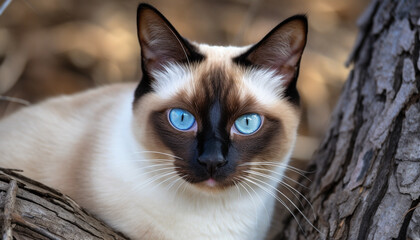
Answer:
[276,0,420,239]
[0,168,128,240]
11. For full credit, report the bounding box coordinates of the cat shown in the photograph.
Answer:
[0,3,307,240]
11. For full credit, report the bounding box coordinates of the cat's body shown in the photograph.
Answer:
[0,4,307,240]
[0,83,273,239]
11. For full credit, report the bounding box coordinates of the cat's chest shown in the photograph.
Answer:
[92,160,273,240]
[131,191,272,240]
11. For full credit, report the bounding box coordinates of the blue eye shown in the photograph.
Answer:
[234,113,262,135]
[169,108,196,131]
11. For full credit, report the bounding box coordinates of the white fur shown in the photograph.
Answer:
[242,68,285,106]
[151,63,193,99]
[0,83,288,240]
[197,44,248,60]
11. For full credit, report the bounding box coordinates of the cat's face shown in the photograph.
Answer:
[132,4,307,193]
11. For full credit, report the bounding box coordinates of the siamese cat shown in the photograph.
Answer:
[0,4,308,240]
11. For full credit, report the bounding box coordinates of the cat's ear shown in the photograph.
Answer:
[234,15,307,103]
[137,4,203,73]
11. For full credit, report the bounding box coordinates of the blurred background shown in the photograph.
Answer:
[0,0,368,164]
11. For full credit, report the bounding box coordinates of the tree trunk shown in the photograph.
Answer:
[0,168,128,240]
[276,0,420,239]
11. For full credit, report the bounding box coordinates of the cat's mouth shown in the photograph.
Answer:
[181,174,232,189]
[175,164,237,190]
[172,158,251,192]
[180,170,246,192]
[193,177,233,192]
[203,178,217,187]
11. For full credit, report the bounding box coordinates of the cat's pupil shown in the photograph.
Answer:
[181,114,185,122]
[246,118,249,125]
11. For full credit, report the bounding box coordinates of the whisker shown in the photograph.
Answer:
[245,175,321,234]
[238,176,271,222]
[133,163,174,170]
[150,172,180,191]
[277,182,316,218]
[245,170,315,216]
[166,174,185,193]
[130,158,175,162]
[132,151,183,160]
[249,167,309,189]
[172,175,188,198]
[135,166,180,180]
[232,177,243,199]
[180,177,190,196]
[240,162,312,173]
[245,169,302,200]
[238,176,272,224]
[134,170,177,191]
[108,159,174,169]
[239,162,312,181]
[241,176,305,233]
[236,179,259,224]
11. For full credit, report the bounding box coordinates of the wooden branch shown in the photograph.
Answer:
[2,179,17,240]
[0,168,129,240]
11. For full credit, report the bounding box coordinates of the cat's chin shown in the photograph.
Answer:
[191,178,235,193]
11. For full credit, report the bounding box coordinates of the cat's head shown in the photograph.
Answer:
[132,4,307,193]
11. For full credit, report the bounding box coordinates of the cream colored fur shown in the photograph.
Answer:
[0,87,295,240]
[0,45,299,240]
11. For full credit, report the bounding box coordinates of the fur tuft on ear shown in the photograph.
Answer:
[135,4,203,99]
[234,15,308,104]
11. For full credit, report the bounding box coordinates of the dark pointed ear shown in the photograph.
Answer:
[137,4,203,73]
[234,15,308,104]
[134,4,203,99]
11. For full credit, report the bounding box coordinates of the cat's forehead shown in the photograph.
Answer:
[150,44,286,107]
[195,44,250,62]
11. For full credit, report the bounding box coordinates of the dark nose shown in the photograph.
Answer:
[197,154,227,175]
[197,140,227,176]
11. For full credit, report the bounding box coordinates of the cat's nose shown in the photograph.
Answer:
[197,152,227,176]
